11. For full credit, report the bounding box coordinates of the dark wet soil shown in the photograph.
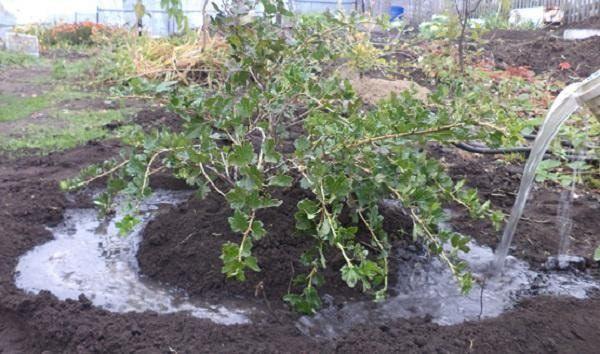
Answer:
[485,29,600,79]
[133,107,184,132]
[2,129,600,353]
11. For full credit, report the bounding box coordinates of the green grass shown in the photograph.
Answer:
[0,94,53,122]
[1,49,137,154]
[0,108,136,153]
[0,89,93,122]
[0,50,39,69]
[52,57,97,81]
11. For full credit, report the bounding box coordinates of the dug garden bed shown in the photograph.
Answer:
[1,109,600,352]
[484,28,600,79]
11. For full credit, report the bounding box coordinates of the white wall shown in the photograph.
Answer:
[1,0,101,24]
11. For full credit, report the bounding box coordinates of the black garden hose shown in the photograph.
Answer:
[453,142,597,163]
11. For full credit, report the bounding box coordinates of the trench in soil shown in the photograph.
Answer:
[14,190,251,325]
[13,189,599,337]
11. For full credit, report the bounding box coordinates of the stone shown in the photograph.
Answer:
[4,32,40,57]
[543,255,586,272]
[564,29,600,40]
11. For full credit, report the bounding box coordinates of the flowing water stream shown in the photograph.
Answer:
[556,188,575,255]
[556,114,590,258]
[15,190,250,325]
[494,70,600,270]
[493,85,580,269]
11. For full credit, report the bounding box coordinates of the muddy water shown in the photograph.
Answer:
[14,191,250,325]
[298,219,598,338]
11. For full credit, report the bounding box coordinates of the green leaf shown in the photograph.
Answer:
[341,265,360,288]
[115,214,140,236]
[229,143,255,167]
[283,286,322,314]
[240,237,253,257]
[226,187,248,209]
[459,272,473,294]
[244,256,261,272]
[195,183,210,200]
[251,220,266,239]
[323,174,351,199]
[238,166,264,190]
[228,210,249,233]
[263,138,281,164]
[294,137,310,156]
[269,174,293,187]
[359,260,382,279]
[318,218,331,238]
[220,242,246,281]
[260,0,277,14]
[297,199,320,219]
[155,80,177,93]
[294,211,313,231]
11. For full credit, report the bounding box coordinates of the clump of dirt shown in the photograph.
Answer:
[133,107,184,132]
[485,29,600,78]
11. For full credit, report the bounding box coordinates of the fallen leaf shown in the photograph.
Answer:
[558,61,571,70]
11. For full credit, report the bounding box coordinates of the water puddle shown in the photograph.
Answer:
[298,221,598,338]
[15,190,250,325]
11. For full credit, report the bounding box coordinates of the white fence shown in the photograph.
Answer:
[394,0,600,24]
[9,0,598,36]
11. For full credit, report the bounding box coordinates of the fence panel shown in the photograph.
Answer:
[89,0,600,33]
[393,0,599,24]
[293,0,357,14]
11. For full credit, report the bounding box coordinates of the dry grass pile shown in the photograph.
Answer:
[131,35,228,86]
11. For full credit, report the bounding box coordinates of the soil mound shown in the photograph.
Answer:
[138,187,411,304]
[133,107,183,132]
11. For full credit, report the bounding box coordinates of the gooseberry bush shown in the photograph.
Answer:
[64,1,504,314]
